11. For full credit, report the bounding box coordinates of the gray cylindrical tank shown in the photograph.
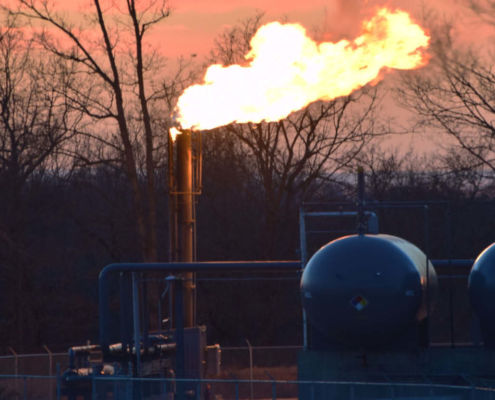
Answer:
[468,243,495,347]
[301,234,437,348]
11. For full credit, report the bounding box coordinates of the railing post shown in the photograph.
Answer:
[127,378,132,400]
[132,272,142,377]
[235,381,239,400]
[23,376,27,400]
[299,208,308,349]
[310,383,315,400]
[174,277,185,400]
[127,363,133,400]
[92,376,97,400]
[350,384,355,400]
[196,381,201,400]
[390,384,395,398]
[56,363,61,400]
[271,381,276,400]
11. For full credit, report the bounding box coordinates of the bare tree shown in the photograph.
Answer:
[0,15,82,349]
[208,11,265,66]
[5,0,172,261]
[397,7,495,183]
[224,95,379,256]
[208,14,382,257]
[467,0,495,24]
[0,16,80,184]
[354,144,485,201]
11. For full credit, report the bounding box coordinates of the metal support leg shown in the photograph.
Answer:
[132,272,141,377]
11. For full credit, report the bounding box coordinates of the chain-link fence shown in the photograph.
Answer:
[0,374,59,400]
[0,353,68,377]
[220,346,300,369]
[0,351,66,400]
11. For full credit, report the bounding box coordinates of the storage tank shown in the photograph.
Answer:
[468,242,495,347]
[300,234,437,349]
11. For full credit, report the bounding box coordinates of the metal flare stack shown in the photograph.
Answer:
[168,128,202,328]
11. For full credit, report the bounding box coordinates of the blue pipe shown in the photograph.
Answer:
[98,261,302,352]
[119,273,132,352]
[174,278,185,400]
[131,272,142,376]
[98,259,473,352]
[432,260,474,268]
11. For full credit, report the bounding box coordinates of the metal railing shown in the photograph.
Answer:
[90,376,495,400]
[0,373,494,400]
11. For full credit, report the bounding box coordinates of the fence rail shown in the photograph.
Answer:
[0,373,494,400]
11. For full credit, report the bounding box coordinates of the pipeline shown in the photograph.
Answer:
[98,261,302,353]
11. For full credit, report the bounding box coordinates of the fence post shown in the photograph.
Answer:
[8,347,19,400]
[8,347,18,375]
[235,381,239,400]
[245,339,254,400]
[43,345,54,400]
[350,384,355,400]
[43,345,54,377]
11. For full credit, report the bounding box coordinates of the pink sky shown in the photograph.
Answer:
[160,0,379,57]
[2,0,492,154]
[3,0,491,60]
[157,0,493,58]
[158,0,493,157]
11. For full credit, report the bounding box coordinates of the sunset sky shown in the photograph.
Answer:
[159,0,492,59]
[151,0,489,149]
[2,0,492,153]
[3,0,491,68]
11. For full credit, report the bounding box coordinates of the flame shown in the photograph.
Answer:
[169,127,181,142]
[175,8,429,131]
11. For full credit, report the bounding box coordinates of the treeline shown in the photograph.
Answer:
[0,0,494,351]
[2,143,495,351]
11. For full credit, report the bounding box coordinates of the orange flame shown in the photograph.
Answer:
[175,8,429,131]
